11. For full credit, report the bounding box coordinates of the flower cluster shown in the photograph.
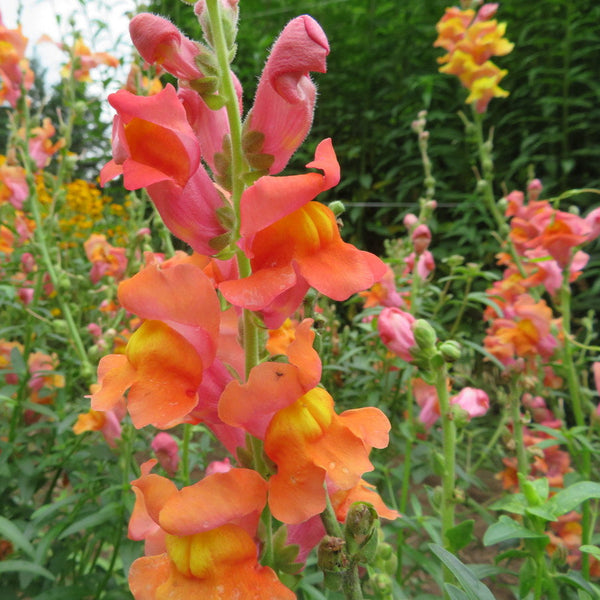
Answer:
[484,179,600,371]
[91,3,396,597]
[434,3,513,112]
[0,11,33,107]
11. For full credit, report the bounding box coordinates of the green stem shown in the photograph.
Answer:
[559,269,591,578]
[16,93,92,376]
[181,423,193,486]
[467,410,507,477]
[435,362,456,598]
[448,275,473,338]
[471,109,527,279]
[396,373,415,581]
[509,386,528,478]
[320,495,364,600]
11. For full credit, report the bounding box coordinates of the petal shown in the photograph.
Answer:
[90,354,135,412]
[239,138,339,237]
[219,264,297,312]
[338,407,391,449]
[118,262,220,366]
[125,320,203,429]
[129,554,171,600]
[268,461,327,524]
[159,469,267,536]
[219,362,306,440]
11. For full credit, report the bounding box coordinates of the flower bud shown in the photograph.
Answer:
[345,502,377,545]
[377,307,416,362]
[328,200,345,218]
[411,224,431,255]
[412,319,437,352]
[450,387,490,420]
[345,502,379,562]
[317,536,349,573]
[439,340,461,362]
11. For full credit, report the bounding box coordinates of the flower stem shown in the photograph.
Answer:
[559,269,592,578]
[435,362,456,596]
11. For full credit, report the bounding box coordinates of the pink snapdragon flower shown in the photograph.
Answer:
[412,224,432,255]
[129,13,204,81]
[451,387,490,419]
[377,307,417,362]
[151,432,180,477]
[100,84,227,254]
[244,15,329,174]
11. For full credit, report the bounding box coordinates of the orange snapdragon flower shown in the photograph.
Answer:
[63,38,119,82]
[91,254,221,429]
[0,13,34,106]
[219,320,393,524]
[434,3,513,112]
[127,462,294,599]
[219,139,386,327]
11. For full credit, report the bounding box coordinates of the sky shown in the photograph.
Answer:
[0,0,136,89]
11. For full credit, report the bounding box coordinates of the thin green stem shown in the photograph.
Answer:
[509,385,528,477]
[448,275,473,338]
[435,362,456,599]
[559,269,592,578]
[396,371,415,581]
[181,423,193,486]
[471,109,527,279]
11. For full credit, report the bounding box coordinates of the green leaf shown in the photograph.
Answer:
[580,545,600,561]
[553,571,600,595]
[483,515,548,546]
[0,559,55,580]
[445,584,470,600]
[490,493,527,516]
[58,502,121,539]
[545,482,600,518]
[446,519,475,553]
[429,544,495,600]
[526,505,559,521]
[0,516,35,559]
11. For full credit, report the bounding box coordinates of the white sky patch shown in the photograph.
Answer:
[0,0,136,92]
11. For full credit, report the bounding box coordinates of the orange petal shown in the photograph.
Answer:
[219,362,307,439]
[118,262,220,366]
[159,469,267,537]
[91,353,134,412]
[125,320,203,428]
[338,406,391,449]
[268,460,327,524]
[129,554,170,600]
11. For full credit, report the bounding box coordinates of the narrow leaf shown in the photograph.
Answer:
[429,544,495,600]
[0,516,35,559]
[0,559,55,580]
[483,515,548,546]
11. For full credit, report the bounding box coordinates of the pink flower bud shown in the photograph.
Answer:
[20,252,35,273]
[527,178,543,202]
[205,457,232,476]
[377,307,417,362]
[412,224,432,255]
[403,213,418,230]
[451,387,489,419]
[244,15,329,174]
[151,432,180,476]
[585,207,600,242]
[129,13,203,81]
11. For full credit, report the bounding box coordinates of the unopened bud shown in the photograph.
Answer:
[345,502,379,562]
[317,536,349,573]
[412,319,437,352]
[328,200,346,218]
[439,340,461,362]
